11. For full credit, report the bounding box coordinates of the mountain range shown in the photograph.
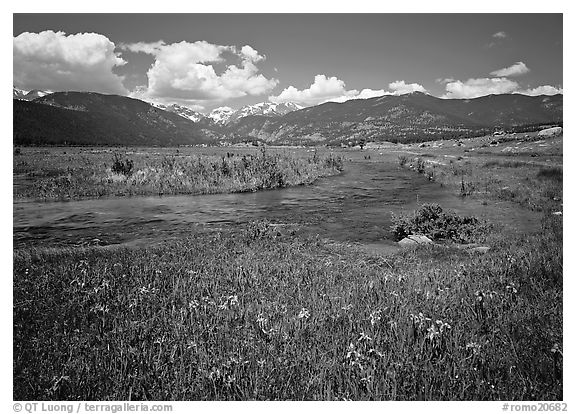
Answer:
[14,92,213,146]
[13,87,52,101]
[13,89,562,147]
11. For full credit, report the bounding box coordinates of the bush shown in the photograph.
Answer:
[111,153,134,176]
[391,203,487,243]
[398,155,408,167]
[537,167,562,182]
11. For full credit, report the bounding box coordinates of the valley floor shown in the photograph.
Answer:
[13,133,563,400]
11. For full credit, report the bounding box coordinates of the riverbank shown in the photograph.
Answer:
[13,146,344,201]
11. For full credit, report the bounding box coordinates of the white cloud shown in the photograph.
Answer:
[269,74,357,105]
[270,76,427,106]
[13,30,127,94]
[388,80,426,94]
[516,85,563,96]
[442,77,520,99]
[240,45,264,63]
[322,88,386,104]
[122,40,278,104]
[490,62,530,77]
[492,31,508,39]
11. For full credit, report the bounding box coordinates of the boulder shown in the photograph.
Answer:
[537,127,563,137]
[468,246,491,254]
[398,234,434,247]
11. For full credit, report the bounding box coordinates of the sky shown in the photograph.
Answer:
[13,13,563,113]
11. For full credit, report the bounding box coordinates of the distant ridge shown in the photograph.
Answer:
[13,90,562,146]
[224,92,563,145]
[14,92,215,146]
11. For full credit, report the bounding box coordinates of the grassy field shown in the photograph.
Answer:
[395,132,563,213]
[13,146,344,200]
[13,215,562,400]
[13,134,563,401]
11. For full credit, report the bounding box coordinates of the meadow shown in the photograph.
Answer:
[13,134,563,401]
[13,146,344,200]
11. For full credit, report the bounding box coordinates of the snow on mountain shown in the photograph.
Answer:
[13,87,53,101]
[13,87,27,99]
[208,106,236,124]
[227,101,304,123]
[151,102,206,123]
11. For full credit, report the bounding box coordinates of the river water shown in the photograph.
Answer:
[13,154,540,251]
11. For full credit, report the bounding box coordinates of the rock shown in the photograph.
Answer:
[454,243,481,250]
[552,211,562,216]
[468,246,491,254]
[398,238,417,246]
[398,234,434,247]
[537,127,562,137]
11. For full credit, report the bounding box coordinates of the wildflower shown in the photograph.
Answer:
[257,359,266,368]
[90,303,110,314]
[228,295,239,307]
[346,342,361,360]
[341,304,353,312]
[505,283,518,294]
[551,343,563,356]
[368,348,384,358]
[298,308,310,319]
[208,368,221,382]
[256,314,268,325]
[369,310,382,326]
[188,300,199,310]
[426,324,439,341]
[358,332,372,342]
[466,341,482,356]
[436,319,452,332]
[475,290,484,302]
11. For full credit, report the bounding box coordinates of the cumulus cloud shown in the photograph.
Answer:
[13,30,127,94]
[270,76,427,106]
[492,31,507,39]
[442,77,520,99]
[516,85,563,96]
[269,74,357,105]
[490,62,530,77]
[436,77,455,84]
[388,80,426,94]
[121,40,277,104]
[323,88,386,104]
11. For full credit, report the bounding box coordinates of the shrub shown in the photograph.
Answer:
[111,153,134,176]
[391,203,487,243]
[398,155,408,167]
[537,167,562,182]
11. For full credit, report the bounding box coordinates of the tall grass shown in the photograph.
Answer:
[14,148,344,201]
[399,155,563,212]
[14,215,562,400]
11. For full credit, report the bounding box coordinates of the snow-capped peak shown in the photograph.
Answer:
[150,102,206,123]
[208,106,236,124]
[13,87,53,101]
[226,101,304,123]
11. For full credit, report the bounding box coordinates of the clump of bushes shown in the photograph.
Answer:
[536,167,562,182]
[391,203,487,243]
[111,153,134,176]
